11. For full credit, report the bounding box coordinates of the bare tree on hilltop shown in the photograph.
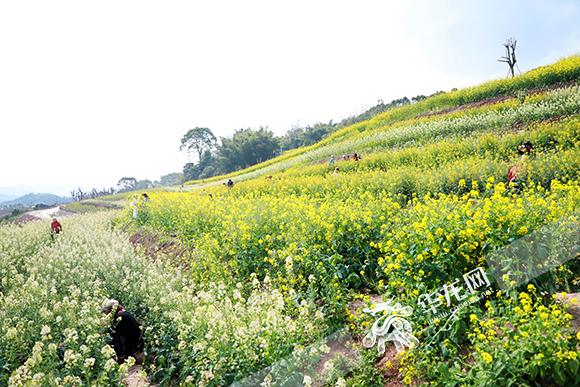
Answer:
[498,38,519,78]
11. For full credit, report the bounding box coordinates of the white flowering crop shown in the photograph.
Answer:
[0,212,324,385]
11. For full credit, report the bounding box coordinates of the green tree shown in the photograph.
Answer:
[183,150,215,181]
[117,177,137,192]
[180,127,217,162]
[134,180,154,190]
[159,172,183,186]
[216,127,279,171]
[279,122,335,151]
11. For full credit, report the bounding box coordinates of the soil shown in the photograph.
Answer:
[555,292,580,330]
[129,231,190,269]
[84,201,123,209]
[348,294,384,317]
[418,80,578,119]
[347,295,407,386]
[418,95,512,119]
[14,206,74,224]
[379,346,405,387]
[124,365,154,387]
[311,333,360,387]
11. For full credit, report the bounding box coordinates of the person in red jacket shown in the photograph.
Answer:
[51,218,63,234]
[508,141,533,184]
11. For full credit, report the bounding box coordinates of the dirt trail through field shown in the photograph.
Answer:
[14,205,74,223]
[27,206,65,219]
[124,365,154,387]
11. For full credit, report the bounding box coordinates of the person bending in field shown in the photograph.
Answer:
[130,196,139,219]
[508,141,533,184]
[328,156,335,167]
[517,141,533,155]
[226,179,234,188]
[50,218,62,235]
[102,299,144,363]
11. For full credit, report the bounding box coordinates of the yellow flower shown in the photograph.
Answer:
[481,351,493,364]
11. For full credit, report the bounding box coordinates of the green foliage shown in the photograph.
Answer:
[214,127,280,172]
[158,172,184,187]
[279,121,337,151]
[180,127,217,162]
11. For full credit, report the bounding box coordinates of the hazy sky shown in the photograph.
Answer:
[1,0,578,196]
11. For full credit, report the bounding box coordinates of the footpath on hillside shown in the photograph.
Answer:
[15,205,73,223]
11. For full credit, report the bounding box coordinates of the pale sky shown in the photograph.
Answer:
[1,0,578,196]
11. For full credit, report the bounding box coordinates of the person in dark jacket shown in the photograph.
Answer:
[101,299,143,363]
[517,141,533,155]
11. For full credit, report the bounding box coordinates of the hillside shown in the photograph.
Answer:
[184,55,580,187]
[1,56,579,386]
[0,192,72,208]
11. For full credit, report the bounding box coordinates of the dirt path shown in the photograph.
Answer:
[124,365,154,387]
[556,292,580,330]
[26,206,66,219]
[15,205,73,223]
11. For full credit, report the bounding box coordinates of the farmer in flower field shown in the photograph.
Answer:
[226,179,235,188]
[517,141,533,155]
[328,155,335,167]
[50,218,62,236]
[102,299,144,363]
[130,196,139,219]
[508,141,533,184]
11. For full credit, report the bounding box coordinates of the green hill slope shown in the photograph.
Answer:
[125,55,579,385]
[2,56,578,386]
[185,55,580,186]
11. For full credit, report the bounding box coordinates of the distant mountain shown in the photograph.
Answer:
[0,193,72,208]
[0,193,15,203]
